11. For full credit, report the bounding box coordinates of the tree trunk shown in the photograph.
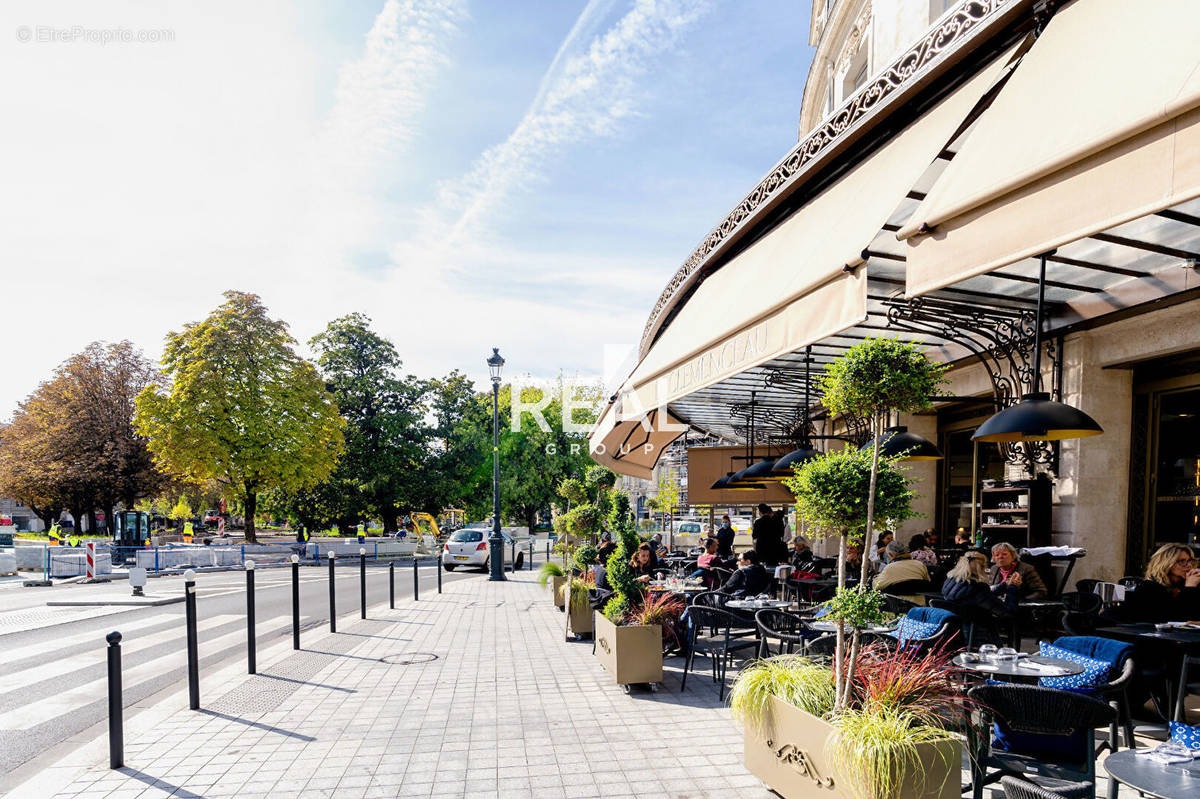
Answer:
[834,535,847,711]
[86,508,98,535]
[243,490,257,543]
[381,506,399,535]
[843,414,884,706]
[524,507,538,537]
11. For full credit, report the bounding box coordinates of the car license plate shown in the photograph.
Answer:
[455,556,468,561]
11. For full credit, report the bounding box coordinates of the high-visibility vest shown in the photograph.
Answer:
[183,521,193,543]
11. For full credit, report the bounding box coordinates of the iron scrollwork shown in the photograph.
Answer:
[764,739,835,788]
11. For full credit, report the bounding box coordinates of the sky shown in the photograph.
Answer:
[0,0,813,419]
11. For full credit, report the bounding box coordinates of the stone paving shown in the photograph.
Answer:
[39,570,773,799]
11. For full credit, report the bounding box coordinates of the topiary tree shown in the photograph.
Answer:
[820,337,945,588]
[785,444,917,710]
[601,492,643,622]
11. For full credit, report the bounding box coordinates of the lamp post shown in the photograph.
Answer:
[487,347,506,582]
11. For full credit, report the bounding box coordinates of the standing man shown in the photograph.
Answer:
[752,504,787,566]
[715,515,736,562]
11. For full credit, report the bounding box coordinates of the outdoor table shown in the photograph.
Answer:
[950,652,1083,682]
[1009,598,1066,647]
[1103,749,1200,799]
[1095,623,1200,720]
[726,598,792,611]
[791,576,855,602]
[808,619,897,635]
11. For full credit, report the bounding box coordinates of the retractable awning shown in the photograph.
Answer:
[901,0,1200,296]
[590,41,1025,476]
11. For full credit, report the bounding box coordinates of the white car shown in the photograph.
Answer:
[442,528,524,571]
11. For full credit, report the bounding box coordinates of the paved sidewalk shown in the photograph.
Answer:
[33,571,771,799]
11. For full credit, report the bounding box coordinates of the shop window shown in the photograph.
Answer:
[938,426,1005,537]
[1149,388,1200,549]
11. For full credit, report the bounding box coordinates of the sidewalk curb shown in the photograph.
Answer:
[2,597,394,799]
[45,596,184,608]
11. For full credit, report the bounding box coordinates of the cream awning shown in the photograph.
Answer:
[590,41,1023,477]
[901,0,1200,296]
[588,407,685,480]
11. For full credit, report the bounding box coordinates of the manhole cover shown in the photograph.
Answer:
[380,652,439,665]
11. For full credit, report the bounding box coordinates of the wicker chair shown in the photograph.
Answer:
[1060,591,1103,616]
[929,598,1003,650]
[1000,776,1093,799]
[881,593,918,615]
[966,685,1115,799]
[1060,611,1098,636]
[805,633,837,658]
[682,605,760,701]
[754,609,811,657]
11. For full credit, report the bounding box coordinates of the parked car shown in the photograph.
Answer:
[442,528,524,572]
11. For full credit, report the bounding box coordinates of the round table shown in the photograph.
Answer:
[1103,749,1200,799]
[808,620,897,635]
[726,598,792,611]
[950,653,1084,681]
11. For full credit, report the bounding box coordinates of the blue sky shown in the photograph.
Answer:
[0,0,813,417]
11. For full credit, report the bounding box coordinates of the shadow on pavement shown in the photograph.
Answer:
[196,709,317,742]
[115,767,206,798]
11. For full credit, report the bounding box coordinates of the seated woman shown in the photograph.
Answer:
[1108,543,1200,623]
[629,542,658,584]
[689,537,726,588]
[987,542,1048,600]
[720,549,770,597]
[907,533,938,569]
[789,536,815,572]
[941,551,1018,616]
[874,540,931,602]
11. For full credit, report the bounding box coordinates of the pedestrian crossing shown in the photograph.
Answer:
[0,615,315,731]
[0,611,179,668]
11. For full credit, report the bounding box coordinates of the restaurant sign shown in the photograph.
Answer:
[662,321,772,400]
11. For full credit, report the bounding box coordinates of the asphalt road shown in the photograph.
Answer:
[0,559,486,792]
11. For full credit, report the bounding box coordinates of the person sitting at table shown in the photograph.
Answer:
[953,528,972,549]
[869,531,894,571]
[844,543,871,578]
[923,527,940,548]
[941,551,1018,616]
[789,536,815,572]
[720,549,770,598]
[715,515,736,561]
[987,542,1048,601]
[688,537,725,588]
[649,533,667,557]
[874,540,931,602]
[592,542,617,591]
[1107,543,1200,624]
[630,542,658,584]
[908,533,938,569]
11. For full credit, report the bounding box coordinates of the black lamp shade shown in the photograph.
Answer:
[710,473,734,490]
[770,445,819,478]
[739,456,778,481]
[861,426,942,461]
[711,471,765,491]
[972,392,1103,442]
[486,347,505,382]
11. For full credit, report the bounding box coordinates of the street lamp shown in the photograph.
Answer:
[487,347,506,582]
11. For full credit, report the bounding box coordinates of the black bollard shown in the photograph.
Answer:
[359,548,367,620]
[437,553,442,594]
[529,539,534,570]
[327,552,336,633]
[412,557,419,601]
[245,560,256,674]
[389,561,395,609]
[546,540,550,563]
[106,631,123,769]
[290,554,300,650]
[184,570,199,710]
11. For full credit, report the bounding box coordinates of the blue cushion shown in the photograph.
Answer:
[909,606,955,627]
[1037,641,1112,692]
[1051,635,1133,669]
[1169,721,1200,750]
[892,615,940,643]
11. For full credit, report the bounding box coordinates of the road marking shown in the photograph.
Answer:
[0,611,181,667]
[0,620,309,731]
[0,615,240,690]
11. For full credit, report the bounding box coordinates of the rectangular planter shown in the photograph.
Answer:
[552,575,566,609]
[744,695,959,799]
[593,612,663,686]
[568,598,593,636]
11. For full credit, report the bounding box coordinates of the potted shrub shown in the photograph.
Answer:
[559,569,595,636]
[591,494,684,690]
[539,561,566,609]
[732,645,968,799]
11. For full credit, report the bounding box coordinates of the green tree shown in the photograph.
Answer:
[427,370,491,514]
[310,313,429,533]
[134,291,345,542]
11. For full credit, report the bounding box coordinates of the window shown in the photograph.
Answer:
[853,62,869,91]
[450,530,483,542]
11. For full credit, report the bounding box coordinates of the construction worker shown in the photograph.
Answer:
[49,522,62,545]
[356,522,366,543]
[183,520,194,544]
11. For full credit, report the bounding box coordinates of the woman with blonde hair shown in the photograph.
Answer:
[1114,543,1200,623]
[941,551,1018,616]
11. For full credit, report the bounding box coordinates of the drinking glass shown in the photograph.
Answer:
[978,644,998,663]
[996,647,1018,663]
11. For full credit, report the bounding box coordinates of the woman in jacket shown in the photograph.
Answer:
[720,549,770,598]
[986,542,1049,600]
[1110,543,1200,623]
[941,551,1018,616]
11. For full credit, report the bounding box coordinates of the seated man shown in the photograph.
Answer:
[690,537,725,588]
[987,542,1048,600]
[720,549,770,598]
[874,540,931,602]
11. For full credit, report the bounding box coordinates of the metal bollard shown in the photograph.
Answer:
[511,541,516,571]
[437,553,442,594]
[412,557,419,601]
[184,569,199,710]
[359,548,367,620]
[107,631,123,769]
[529,540,534,570]
[290,554,300,650]
[245,560,256,674]
[389,561,395,609]
[327,551,336,633]
[546,541,551,564]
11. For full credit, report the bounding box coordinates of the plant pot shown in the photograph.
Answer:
[744,696,959,799]
[568,598,593,635]
[551,575,566,608]
[593,611,662,686]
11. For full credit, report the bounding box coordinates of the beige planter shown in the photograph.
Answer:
[568,598,593,636]
[551,575,566,609]
[744,696,959,799]
[593,611,663,687]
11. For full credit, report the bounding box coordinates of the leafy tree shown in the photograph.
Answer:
[134,291,345,542]
[602,492,643,622]
[427,370,490,512]
[310,313,429,532]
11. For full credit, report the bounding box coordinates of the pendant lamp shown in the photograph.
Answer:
[861,425,942,460]
[727,390,769,491]
[973,253,1103,443]
[770,345,821,479]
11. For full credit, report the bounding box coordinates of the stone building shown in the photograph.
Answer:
[591,0,1200,586]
